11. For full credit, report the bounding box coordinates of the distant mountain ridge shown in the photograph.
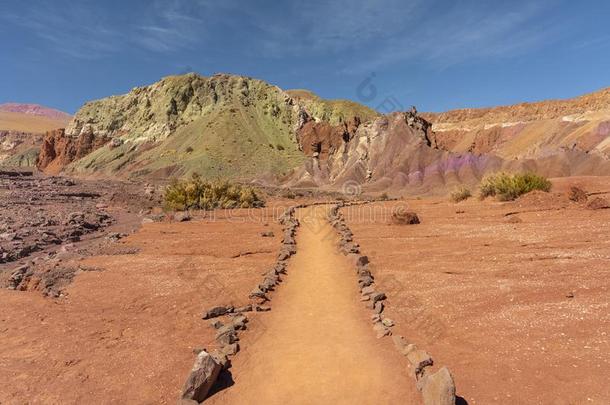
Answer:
[0,103,71,121]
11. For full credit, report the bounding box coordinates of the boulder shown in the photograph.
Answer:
[587,196,610,210]
[181,350,222,402]
[391,211,420,225]
[421,367,456,405]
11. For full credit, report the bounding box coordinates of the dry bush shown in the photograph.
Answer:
[479,172,552,201]
[164,173,265,211]
[450,186,472,203]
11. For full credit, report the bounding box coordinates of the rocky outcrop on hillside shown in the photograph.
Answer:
[37,128,110,174]
[0,131,43,167]
[288,108,610,193]
[37,73,378,180]
[423,87,610,160]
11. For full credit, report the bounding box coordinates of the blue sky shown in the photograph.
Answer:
[1,0,610,114]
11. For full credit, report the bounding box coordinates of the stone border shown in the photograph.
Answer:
[328,203,458,405]
[179,206,301,404]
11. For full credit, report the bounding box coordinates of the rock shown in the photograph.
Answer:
[421,367,456,405]
[177,399,199,405]
[210,320,224,329]
[373,322,391,338]
[381,318,394,327]
[392,335,409,353]
[586,196,610,210]
[391,211,420,225]
[255,305,271,312]
[358,275,374,288]
[215,325,238,345]
[371,292,386,304]
[406,349,434,380]
[374,301,384,314]
[203,306,233,320]
[361,285,375,296]
[180,350,222,402]
[505,215,522,224]
[221,342,239,356]
[249,287,268,302]
[209,350,230,370]
[234,304,253,313]
[356,255,369,268]
[260,231,274,237]
[229,314,248,330]
[174,212,191,222]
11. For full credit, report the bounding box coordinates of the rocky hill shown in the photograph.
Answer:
[35,74,610,190]
[0,104,71,168]
[422,87,610,160]
[38,73,375,180]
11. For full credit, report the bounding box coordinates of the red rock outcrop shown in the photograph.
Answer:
[37,128,110,174]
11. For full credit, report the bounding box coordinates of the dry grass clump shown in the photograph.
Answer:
[450,186,472,203]
[164,173,264,211]
[479,172,552,201]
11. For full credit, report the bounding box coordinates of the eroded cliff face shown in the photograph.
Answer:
[423,87,610,160]
[37,128,110,174]
[288,109,610,194]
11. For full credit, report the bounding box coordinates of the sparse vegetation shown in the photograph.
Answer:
[164,173,265,211]
[450,186,472,203]
[479,172,552,201]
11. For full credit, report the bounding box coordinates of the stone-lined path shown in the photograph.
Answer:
[207,205,418,404]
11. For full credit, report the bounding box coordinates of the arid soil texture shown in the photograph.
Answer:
[0,175,608,404]
[341,176,610,404]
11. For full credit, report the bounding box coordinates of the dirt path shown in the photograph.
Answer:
[208,206,417,404]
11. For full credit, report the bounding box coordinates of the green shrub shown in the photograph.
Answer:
[479,172,552,201]
[164,173,265,211]
[450,186,472,203]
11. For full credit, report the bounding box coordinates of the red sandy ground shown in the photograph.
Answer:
[0,208,283,404]
[342,176,610,405]
[0,178,608,404]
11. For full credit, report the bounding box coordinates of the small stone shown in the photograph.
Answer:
[234,304,253,313]
[360,295,370,302]
[392,335,409,353]
[221,342,239,356]
[373,322,391,338]
[255,305,271,312]
[371,292,386,304]
[566,292,574,298]
[407,349,434,380]
[382,318,394,327]
[203,306,233,320]
[210,320,224,329]
[260,231,274,237]
[356,255,369,268]
[374,301,384,314]
[361,286,375,296]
